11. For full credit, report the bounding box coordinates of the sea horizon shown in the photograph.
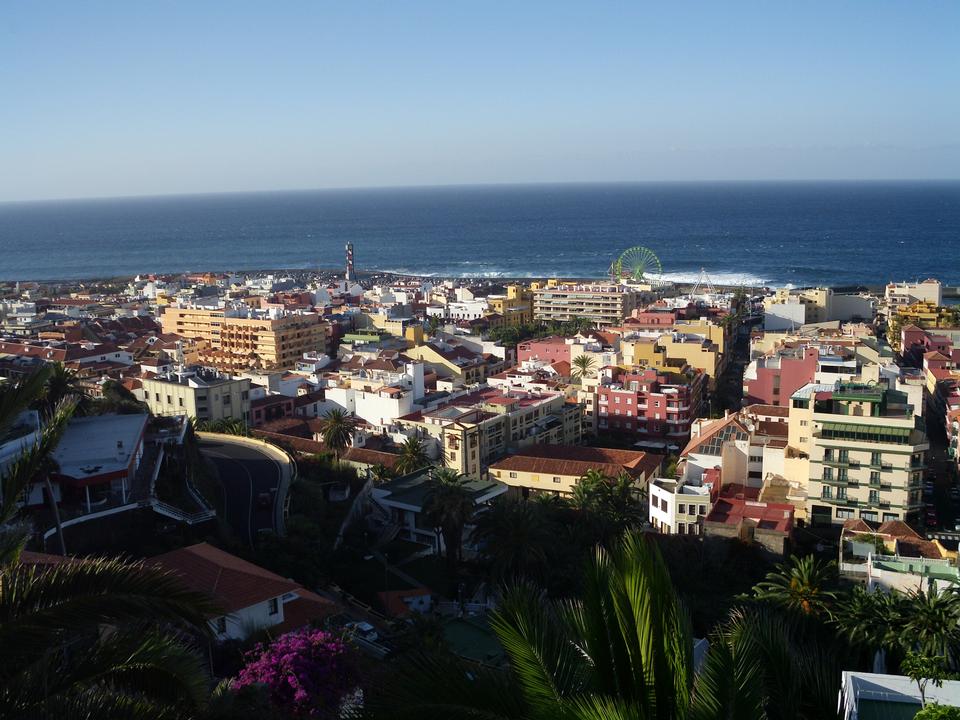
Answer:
[1,180,958,286]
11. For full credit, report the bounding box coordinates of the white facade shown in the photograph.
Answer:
[649,478,712,535]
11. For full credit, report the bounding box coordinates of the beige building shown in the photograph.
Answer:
[787,382,927,527]
[489,445,661,497]
[396,387,583,478]
[533,282,639,327]
[161,304,328,372]
[143,368,252,424]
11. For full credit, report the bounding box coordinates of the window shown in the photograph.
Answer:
[837,487,847,500]
[178,397,184,407]
[839,449,849,462]
[678,503,686,515]
[215,617,227,634]
[154,392,160,401]
[799,420,809,427]
[698,505,706,515]
[166,395,172,404]
[799,436,808,443]
[871,451,882,466]
[838,468,848,482]
[615,396,620,404]
[860,511,878,522]
[870,471,880,485]
[223,394,231,405]
[268,598,279,616]
[821,486,832,499]
[869,490,879,504]
[678,523,686,535]
[509,472,517,478]
[553,476,561,484]
[836,509,853,519]
[824,448,834,461]
[882,513,899,522]
[823,467,833,481]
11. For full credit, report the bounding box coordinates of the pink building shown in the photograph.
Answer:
[597,367,706,443]
[517,336,570,364]
[743,346,819,407]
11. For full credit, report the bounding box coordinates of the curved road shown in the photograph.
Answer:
[199,438,283,547]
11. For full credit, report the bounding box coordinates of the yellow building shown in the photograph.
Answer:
[487,285,534,326]
[893,301,959,329]
[403,342,489,384]
[161,305,328,372]
[489,445,661,497]
[142,368,251,423]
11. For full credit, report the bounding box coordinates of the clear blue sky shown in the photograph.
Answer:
[1,1,958,201]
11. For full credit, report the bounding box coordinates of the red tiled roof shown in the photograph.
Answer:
[151,542,300,614]
[490,444,662,480]
[272,590,339,634]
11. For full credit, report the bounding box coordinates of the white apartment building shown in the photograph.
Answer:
[648,478,713,535]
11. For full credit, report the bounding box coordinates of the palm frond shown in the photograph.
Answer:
[0,557,218,669]
[0,366,50,439]
[489,581,589,716]
[0,397,76,527]
[689,628,767,720]
[361,651,525,720]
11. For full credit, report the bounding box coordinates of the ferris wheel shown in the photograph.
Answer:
[609,245,663,282]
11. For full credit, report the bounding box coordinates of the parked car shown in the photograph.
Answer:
[345,621,379,643]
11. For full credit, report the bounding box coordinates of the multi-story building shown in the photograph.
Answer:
[789,382,928,527]
[486,284,534,326]
[533,282,639,327]
[648,476,715,536]
[396,387,583,478]
[595,366,706,446]
[143,367,252,424]
[489,444,662,497]
[160,304,328,372]
[884,279,942,315]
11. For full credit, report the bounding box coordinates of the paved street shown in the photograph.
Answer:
[199,438,283,546]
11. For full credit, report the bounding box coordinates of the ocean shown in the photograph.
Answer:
[0,181,957,287]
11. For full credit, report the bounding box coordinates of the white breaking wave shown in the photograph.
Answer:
[373,266,772,286]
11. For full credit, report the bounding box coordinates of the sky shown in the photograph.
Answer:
[1,1,958,201]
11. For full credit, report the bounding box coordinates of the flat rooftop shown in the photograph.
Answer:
[53,413,148,480]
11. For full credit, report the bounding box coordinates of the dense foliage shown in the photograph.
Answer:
[232,628,357,718]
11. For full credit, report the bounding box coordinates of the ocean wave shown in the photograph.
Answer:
[370,265,771,286]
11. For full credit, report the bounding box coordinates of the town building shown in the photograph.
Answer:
[841,671,960,719]
[884,278,943,315]
[370,467,507,552]
[595,365,707,447]
[648,474,716,536]
[533,282,640,327]
[395,387,583,478]
[49,414,149,512]
[142,367,252,424]
[160,303,328,371]
[488,444,662,497]
[789,382,928,527]
[151,542,336,641]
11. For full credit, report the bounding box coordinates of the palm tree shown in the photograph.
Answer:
[426,315,442,337]
[365,533,696,720]
[0,555,218,719]
[571,354,596,382]
[41,361,89,415]
[93,379,150,415]
[472,496,553,582]
[0,368,219,718]
[570,468,608,512]
[749,555,838,617]
[316,408,359,462]
[423,468,474,568]
[370,463,394,483]
[394,436,429,475]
